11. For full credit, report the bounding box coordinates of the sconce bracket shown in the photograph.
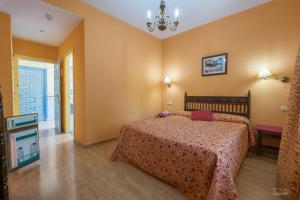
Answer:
[275,76,289,83]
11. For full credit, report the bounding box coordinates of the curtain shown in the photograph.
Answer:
[277,46,300,200]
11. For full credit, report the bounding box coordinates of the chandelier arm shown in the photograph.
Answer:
[147,21,156,32]
[169,21,179,31]
[150,22,156,32]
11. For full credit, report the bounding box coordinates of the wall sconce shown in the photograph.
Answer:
[258,68,289,83]
[164,76,172,88]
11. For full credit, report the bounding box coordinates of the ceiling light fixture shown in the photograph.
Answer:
[146,0,179,32]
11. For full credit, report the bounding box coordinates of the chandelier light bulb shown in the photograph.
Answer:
[175,9,179,19]
[147,10,152,21]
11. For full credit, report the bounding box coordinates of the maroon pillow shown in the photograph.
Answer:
[191,110,213,121]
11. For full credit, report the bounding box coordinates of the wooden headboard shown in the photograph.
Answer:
[184,91,251,118]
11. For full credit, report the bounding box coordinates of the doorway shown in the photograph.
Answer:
[13,57,61,133]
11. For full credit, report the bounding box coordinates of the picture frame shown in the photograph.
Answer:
[202,53,228,76]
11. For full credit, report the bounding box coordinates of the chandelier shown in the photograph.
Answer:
[146,0,179,32]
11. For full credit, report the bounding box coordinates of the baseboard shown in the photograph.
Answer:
[74,137,119,148]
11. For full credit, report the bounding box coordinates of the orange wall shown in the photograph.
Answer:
[0,12,13,116]
[58,20,86,144]
[13,38,58,62]
[45,0,300,145]
[162,0,300,127]
[46,0,162,145]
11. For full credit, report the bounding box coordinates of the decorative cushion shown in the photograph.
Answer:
[191,110,213,121]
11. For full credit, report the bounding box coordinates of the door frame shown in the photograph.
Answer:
[62,50,74,134]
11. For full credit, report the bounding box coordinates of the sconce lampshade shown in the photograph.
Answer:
[164,76,172,87]
[258,68,272,79]
[164,76,172,84]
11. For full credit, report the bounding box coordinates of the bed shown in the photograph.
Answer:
[111,91,255,200]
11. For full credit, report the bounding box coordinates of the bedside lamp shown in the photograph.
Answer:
[258,68,289,83]
[164,76,172,88]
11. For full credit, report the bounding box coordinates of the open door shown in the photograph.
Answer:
[54,62,61,133]
[12,55,19,116]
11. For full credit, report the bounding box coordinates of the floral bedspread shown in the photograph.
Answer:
[111,112,255,200]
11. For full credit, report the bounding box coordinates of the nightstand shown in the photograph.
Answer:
[256,124,283,156]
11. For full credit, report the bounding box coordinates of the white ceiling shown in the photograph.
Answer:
[0,0,271,45]
[83,0,271,39]
[0,0,82,46]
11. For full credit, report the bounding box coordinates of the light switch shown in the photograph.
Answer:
[280,105,289,112]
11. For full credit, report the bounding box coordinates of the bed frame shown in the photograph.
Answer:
[184,91,251,118]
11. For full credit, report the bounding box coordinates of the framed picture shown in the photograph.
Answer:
[202,53,228,76]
